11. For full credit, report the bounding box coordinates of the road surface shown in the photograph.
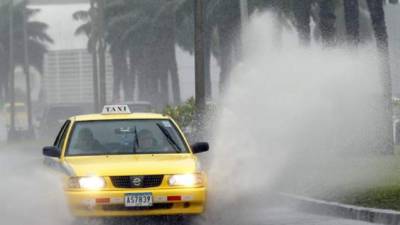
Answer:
[0,142,381,225]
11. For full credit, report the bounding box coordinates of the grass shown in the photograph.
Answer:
[333,146,400,210]
[337,186,400,210]
[277,146,400,211]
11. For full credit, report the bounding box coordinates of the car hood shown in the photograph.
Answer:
[64,154,198,177]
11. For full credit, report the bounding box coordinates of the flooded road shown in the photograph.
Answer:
[0,142,380,225]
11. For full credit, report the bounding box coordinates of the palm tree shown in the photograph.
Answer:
[366,0,393,153]
[318,0,337,46]
[0,1,52,102]
[104,0,184,109]
[343,0,360,45]
[292,0,313,45]
[178,0,242,93]
[72,0,100,112]
[74,0,184,109]
[366,0,389,53]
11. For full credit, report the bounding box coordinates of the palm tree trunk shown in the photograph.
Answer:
[343,0,360,45]
[367,0,389,52]
[195,0,206,112]
[128,49,137,101]
[0,55,8,102]
[217,0,240,93]
[8,0,16,140]
[204,23,212,100]
[293,0,312,45]
[22,7,33,136]
[98,0,107,107]
[169,46,181,105]
[111,47,130,102]
[218,23,234,93]
[92,50,99,110]
[2,56,9,102]
[111,49,122,102]
[318,0,336,46]
[160,68,169,107]
[147,46,162,109]
[98,42,106,106]
[271,0,284,48]
[90,0,99,111]
[121,55,131,102]
[137,48,149,102]
[167,8,181,105]
[367,0,393,154]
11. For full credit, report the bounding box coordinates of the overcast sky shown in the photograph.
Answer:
[31,3,89,50]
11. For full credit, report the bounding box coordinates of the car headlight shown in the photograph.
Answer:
[168,173,203,187]
[68,176,106,190]
[79,176,106,190]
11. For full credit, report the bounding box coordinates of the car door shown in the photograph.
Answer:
[44,120,71,173]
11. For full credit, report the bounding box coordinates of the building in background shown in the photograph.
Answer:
[42,48,219,106]
[42,49,113,104]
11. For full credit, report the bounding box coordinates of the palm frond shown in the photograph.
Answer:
[74,22,92,37]
[27,21,53,43]
[72,10,90,21]
[107,11,142,29]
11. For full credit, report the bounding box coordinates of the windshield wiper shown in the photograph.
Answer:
[156,123,182,153]
[133,126,139,153]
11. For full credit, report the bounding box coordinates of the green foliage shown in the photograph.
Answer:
[163,97,195,128]
[103,0,186,50]
[0,1,53,73]
[338,186,400,210]
[393,97,400,106]
[282,153,400,211]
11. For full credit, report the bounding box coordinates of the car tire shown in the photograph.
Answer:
[162,215,200,225]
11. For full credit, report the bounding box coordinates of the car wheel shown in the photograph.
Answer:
[163,215,199,225]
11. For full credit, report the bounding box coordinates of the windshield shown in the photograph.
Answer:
[66,119,188,156]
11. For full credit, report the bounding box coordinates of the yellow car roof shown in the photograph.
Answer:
[71,113,170,122]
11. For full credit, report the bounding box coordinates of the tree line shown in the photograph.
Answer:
[0,0,398,110]
[0,1,52,104]
[72,0,398,110]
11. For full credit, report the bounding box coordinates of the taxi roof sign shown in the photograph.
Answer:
[102,105,131,114]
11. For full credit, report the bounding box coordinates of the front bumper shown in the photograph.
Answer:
[66,187,206,217]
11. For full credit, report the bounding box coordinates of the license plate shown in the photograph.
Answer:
[125,193,153,207]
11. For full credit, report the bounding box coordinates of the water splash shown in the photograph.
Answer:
[0,144,73,225]
[204,11,386,224]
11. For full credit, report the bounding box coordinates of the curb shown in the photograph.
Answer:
[280,193,400,225]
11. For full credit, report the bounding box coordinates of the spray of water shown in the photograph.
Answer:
[0,10,391,225]
[0,144,73,225]
[204,12,388,224]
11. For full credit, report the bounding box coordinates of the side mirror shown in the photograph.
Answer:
[191,142,209,154]
[43,146,61,158]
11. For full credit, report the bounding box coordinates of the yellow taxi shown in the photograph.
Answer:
[42,105,209,218]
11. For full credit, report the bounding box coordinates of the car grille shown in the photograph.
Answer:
[110,175,164,188]
[102,203,173,211]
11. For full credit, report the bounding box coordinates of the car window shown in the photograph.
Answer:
[66,119,188,156]
[54,120,71,149]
